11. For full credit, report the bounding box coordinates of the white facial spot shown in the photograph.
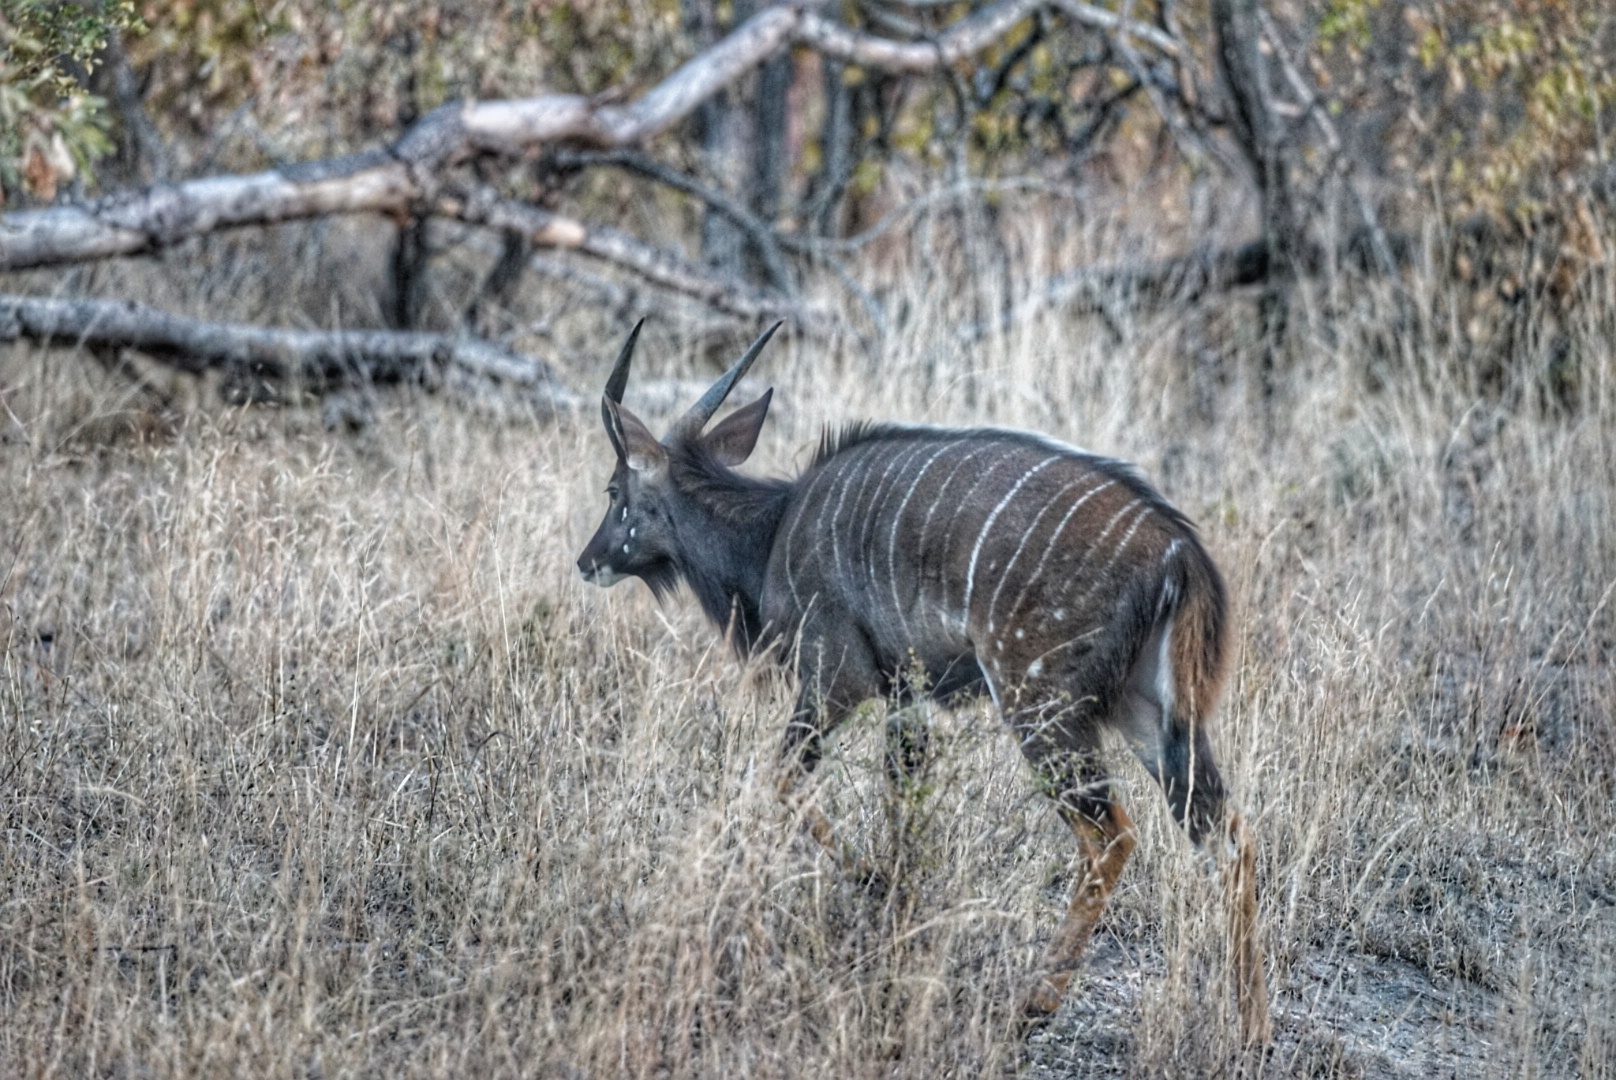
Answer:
[629,527,637,538]
[995,640,1004,651]
[620,507,627,522]
[1028,660,1044,678]
[1014,628,1025,640]
[622,544,630,554]
[1053,608,1066,622]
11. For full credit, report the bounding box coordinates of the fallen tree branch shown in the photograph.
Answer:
[0,293,580,412]
[0,0,1182,273]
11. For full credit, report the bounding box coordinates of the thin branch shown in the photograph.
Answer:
[795,0,1044,72]
[552,148,796,295]
[435,186,836,334]
[962,215,1441,341]
[1047,0,1182,57]
[959,238,1277,341]
[1089,0,1210,171]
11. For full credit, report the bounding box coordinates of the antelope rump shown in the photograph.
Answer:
[576,322,1270,1042]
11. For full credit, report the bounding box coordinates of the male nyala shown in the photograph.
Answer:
[577,323,1270,1042]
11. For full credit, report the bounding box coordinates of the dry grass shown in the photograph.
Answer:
[2,206,1614,1079]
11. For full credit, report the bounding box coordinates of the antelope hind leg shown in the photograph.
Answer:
[1022,801,1137,1018]
[1224,812,1272,1046]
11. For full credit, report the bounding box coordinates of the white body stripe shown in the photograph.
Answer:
[883,442,958,639]
[783,465,836,610]
[937,457,1022,617]
[1071,501,1151,607]
[1004,479,1118,622]
[823,456,864,585]
[964,455,1061,618]
[863,440,932,595]
[985,474,1102,632]
[909,444,990,628]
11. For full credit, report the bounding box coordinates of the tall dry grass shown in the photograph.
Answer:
[2,202,1613,1078]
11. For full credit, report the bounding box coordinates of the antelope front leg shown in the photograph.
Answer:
[775,760,891,891]
[777,638,891,887]
[776,709,884,888]
[1023,801,1137,1018]
[1224,812,1272,1046]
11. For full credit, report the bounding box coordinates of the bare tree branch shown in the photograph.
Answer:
[1255,8,1396,277]
[794,0,1043,71]
[1047,0,1182,57]
[436,186,835,334]
[962,217,1435,341]
[0,0,1184,274]
[0,292,579,411]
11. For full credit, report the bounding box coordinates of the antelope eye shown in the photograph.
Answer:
[606,485,620,501]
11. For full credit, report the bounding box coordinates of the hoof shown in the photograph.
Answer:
[849,861,890,899]
[1019,975,1067,1022]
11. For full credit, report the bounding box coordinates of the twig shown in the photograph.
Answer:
[959,237,1277,341]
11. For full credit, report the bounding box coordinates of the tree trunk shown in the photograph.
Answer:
[689,0,793,286]
[1210,0,1297,388]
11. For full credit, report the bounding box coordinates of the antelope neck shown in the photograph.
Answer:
[668,449,792,651]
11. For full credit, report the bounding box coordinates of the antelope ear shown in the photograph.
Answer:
[700,389,772,467]
[604,397,666,473]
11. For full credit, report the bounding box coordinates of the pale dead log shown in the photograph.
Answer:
[0,292,580,412]
[0,152,421,270]
[0,0,1182,274]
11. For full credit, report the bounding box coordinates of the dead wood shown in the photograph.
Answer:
[0,0,1181,275]
[0,292,580,412]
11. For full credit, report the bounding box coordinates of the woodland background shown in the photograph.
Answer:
[1,1,1613,1077]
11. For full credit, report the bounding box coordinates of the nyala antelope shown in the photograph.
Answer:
[577,322,1270,1042]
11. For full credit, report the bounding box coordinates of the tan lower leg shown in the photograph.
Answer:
[1225,812,1272,1045]
[1024,802,1137,1016]
[776,769,875,880]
